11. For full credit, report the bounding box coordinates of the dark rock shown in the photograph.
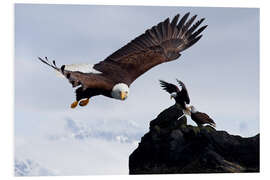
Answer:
[129,105,259,174]
[150,104,187,131]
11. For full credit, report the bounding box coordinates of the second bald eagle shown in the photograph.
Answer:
[159,79,190,111]
[160,79,216,127]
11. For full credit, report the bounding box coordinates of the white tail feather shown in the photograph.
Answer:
[210,123,216,128]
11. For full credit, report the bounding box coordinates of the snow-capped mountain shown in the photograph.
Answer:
[15,118,146,176]
[15,158,57,176]
[47,118,144,144]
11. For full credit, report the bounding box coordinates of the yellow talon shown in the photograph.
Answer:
[70,101,78,109]
[79,98,90,106]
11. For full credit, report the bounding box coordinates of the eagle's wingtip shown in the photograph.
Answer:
[38,56,43,61]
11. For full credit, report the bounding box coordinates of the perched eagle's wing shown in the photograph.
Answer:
[176,79,190,104]
[159,80,179,93]
[193,112,216,127]
[38,57,113,91]
[94,13,207,85]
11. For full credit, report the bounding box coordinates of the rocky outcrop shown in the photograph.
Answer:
[129,104,259,174]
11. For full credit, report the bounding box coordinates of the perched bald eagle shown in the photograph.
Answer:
[159,79,190,112]
[38,13,207,108]
[188,106,216,127]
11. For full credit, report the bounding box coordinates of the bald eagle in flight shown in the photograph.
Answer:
[159,79,190,113]
[188,106,216,127]
[38,13,207,108]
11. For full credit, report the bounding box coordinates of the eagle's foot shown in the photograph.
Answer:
[70,101,78,109]
[79,98,89,106]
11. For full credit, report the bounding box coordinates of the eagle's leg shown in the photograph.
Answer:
[70,101,78,109]
[79,98,90,107]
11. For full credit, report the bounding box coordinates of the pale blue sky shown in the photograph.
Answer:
[14,4,259,175]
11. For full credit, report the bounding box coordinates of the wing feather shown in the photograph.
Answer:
[177,12,190,33]
[159,80,180,94]
[186,18,205,36]
[176,79,190,104]
[181,15,197,37]
[92,13,207,85]
[171,14,180,37]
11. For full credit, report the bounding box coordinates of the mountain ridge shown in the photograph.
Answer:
[129,104,259,174]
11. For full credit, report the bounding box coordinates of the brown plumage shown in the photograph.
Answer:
[38,13,207,107]
[93,13,207,86]
[189,106,216,127]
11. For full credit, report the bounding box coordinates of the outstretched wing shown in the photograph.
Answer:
[94,13,207,86]
[159,80,179,94]
[38,57,113,91]
[176,79,190,104]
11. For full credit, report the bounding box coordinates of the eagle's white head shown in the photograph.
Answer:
[190,105,198,113]
[170,92,177,99]
[111,83,129,100]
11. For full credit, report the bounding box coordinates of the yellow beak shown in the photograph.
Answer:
[120,91,127,100]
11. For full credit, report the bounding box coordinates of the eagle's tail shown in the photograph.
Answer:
[209,122,216,128]
[209,121,216,128]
